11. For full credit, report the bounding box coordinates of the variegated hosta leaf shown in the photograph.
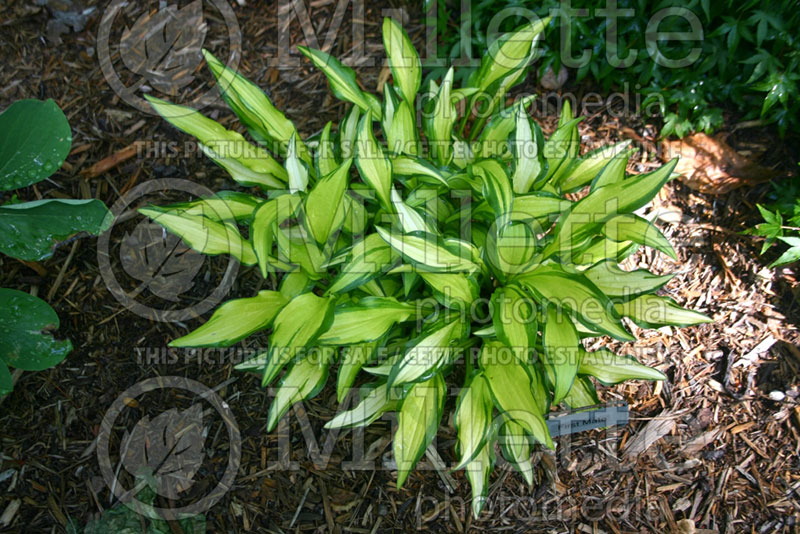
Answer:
[252,195,302,277]
[427,67,456,166]
[558,141,632,193]
[615,294,712,328]
[266,347,335,431]
[478,95,535,158]
[391,188,436,234]
[582,260,674,298]
[465,443,493,518]
[454,373,493,469]
[486,222,540,278]
[516,264,633,341]
[170,291,287,347]
[280,271,313,299]
[376,227,480,273]
[601,213,677,260]
[355,111,393,209]
[471,17,550,92]
[542,305,580,405]
[543,158,679,258]
[326,233,399,294]
[589,147,637,191]
[511,104,544,194]
[491,286,537,360]
[145,96,287,188]
[499,419,534,485]
[480,342,553,449]
[262,293,336,386]
[390,155,447,186]
[298,46,381,118]
[336,340,382,402]
[286,132,310,193]
[157,191,262,223]
[389,320,465,385]
[511,193,572,225]
[317,297,416,345]
[304,158,352,245]
[382,17,421,105]
[388,100,418,156]
[543,115,582,183]
[473,159,513,231]
[139,207,257,265]
[562,375,600,409]
[317,121,338,176]
[275,225,327,279]
[325,382,399,429]
[419,272,479,308]
[202,50,309,162]
[393,373,446,488]
[578,348,666,385]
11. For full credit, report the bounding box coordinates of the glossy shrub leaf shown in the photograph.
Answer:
[140,207,257,265]
[382,17,421,105]
[170,291,288,348]
[578,348,666,385]
[262,293,336,385]
[0,199,112,261]
[542,306,580,405]
[0,288,71,374]
[393,373,446,488]
[0,99,71,191]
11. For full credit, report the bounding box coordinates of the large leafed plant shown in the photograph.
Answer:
[141,18,711,516]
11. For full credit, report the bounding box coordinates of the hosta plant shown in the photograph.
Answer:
[142,18,711,517]
[0,99,111,396]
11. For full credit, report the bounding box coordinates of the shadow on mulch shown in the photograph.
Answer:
[0,0,799,533]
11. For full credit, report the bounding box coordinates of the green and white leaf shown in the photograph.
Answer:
[171,290,288,348]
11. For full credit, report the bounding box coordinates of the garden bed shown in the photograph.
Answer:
[0,1,798,532]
